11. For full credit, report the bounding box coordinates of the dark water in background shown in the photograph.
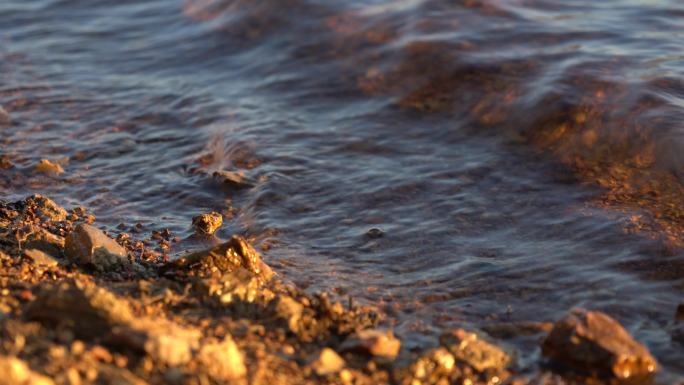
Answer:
[2,0,684,380]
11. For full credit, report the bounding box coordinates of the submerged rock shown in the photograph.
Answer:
[541,308,657,379]
[0,355,54,385]
[65,224,128,270]
[167,235,273,280]
[191,212,223,235]
[34,159,65,175]
[310,348,346,376]
[25,280,134,338]
[340,329,401,360]
[212,170,255,190]
[198,336,246,380]
[22,194,67,222]
[439,328,511,372]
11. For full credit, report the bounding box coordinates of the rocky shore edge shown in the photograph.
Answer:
[0,194,662,385]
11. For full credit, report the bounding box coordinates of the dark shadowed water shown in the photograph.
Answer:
[2,0,684,381]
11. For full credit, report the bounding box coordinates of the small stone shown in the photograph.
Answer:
[311,348,346,376]
[23,248,60,267]
[198,336,246,380]
[213,170,255,190]
[34,159,64,175]
[366,228,384,239]
[25,280,133,338]
[109,319,200,366]
[192,212,223,235]
[22,194,67,222]
[0,355,55,385]
[197,268,260,304]
[274,295,304,334]
[96,366,148,385]
[65,224,128,270]
[340,329,401,360]
[541,308,657,379]
[440,329,510,372]
[23,228,65,257]
[167,235,273,280]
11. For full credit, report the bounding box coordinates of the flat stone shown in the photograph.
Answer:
[440,328,510,372]
[65,224,127,270]
[167,235,273,280]
[23,248,60,267]
[340,329,401,360]
[25,280,134,338]
[191,212,223,235]
[0,355,54,385]
[22,195,67,222]
[23,228,64,257]
[198,336,246,380]
[310,348,346,376]
[541,308,657,379]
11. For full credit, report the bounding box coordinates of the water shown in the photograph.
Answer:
[2,0,684,381]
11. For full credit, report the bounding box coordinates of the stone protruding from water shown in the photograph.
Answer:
[167,235,273,280]
[212,170,255,190]
[439,328,511,373]
[65,224,128,270]
[541,308,657,379]
[192,211,223,235]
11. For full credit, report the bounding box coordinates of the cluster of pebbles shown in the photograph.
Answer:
[0,194,663,384]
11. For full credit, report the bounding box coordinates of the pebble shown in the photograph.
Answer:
[65,224,128,270]
[541,308,657,379]
[311,348,346,376]
[340,329,401,360]
[198,336,247,380]
[439,328,511,372]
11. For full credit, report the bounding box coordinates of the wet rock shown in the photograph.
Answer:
[22,228,64,257]
[366,228,384,239]
[110,319,200,366]
[196,267,260,304]
[65,224,128,270]
[402,348,456,385]
[212,170,255,190]
[0,355,54,385]
[25,280,133,338]
[440,329,511,372]
[191,212,223,235]
[340,329,401,360]
[167,235,273,280]
[0,155,12,169]
[22,194,67,222]
[23,248,60,267]
[310,348,346,376]
[198,336,246,380]
[541,308,657,379]
[34,159,65,175]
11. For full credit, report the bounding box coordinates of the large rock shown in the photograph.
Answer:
[198,336,246,380]
[439,329,510,372]
[65,224,128,270]
[22,195,67,222]
[167,235,273,280]
[25,280,133,338]
[0,356,54,385]
[541,308,657,379]
[340,329,401,360]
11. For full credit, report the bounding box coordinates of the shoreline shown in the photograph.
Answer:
[0,194,664,385]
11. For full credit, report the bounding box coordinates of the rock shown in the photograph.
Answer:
[198,336,246,380]
[65,224,127,270]
[23,248,60,267]
[167,235,273,280]
[25,280,133,338]
[439,329,511,372]
[404,348,455,385]
[196,268,260,304]
[310,348,346,376]
[191,212,223,235]
[340,329,401,360]
[274,296,304,334]
[109,319,200,366]
[23,228,65,257]
[541,308,657,379]
[22,195,67,222]
[0,355,54,385]
[212,170,255,190]
[96,366,148,385]
[34,159,64,175]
